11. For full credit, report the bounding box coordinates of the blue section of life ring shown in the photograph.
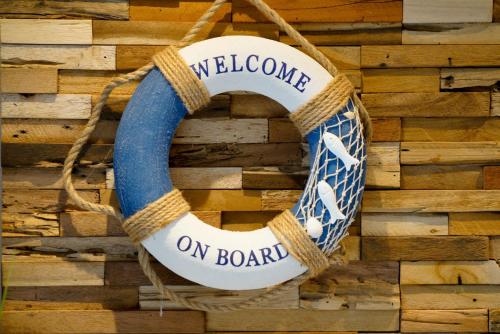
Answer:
[114,66,367,254]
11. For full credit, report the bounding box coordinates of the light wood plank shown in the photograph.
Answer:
[449,212,500,235]
[401,165,483,190]
[93,21,278,45]
[0,0,129,20]
[401,142,500,165]
[491,236,500,260]
[485,166,500,189]
[493,92,500,116]
[1,94,91,119]
[130,0,231,22]
[404,23,500,44]
[280,23,402,46]
[0,19,92,44]
[491,309,500,332]
[2,212,58,237]
[361,213,448,236]
[402,117,500,142]
[1,310,204,333]
[400,260,500,284]
[317,47,360,70]
[362,92,490,117]
[362,236,489,261]
[232,0,403,23]
[401,309,488,332]
[3,167,106,189]
[2,261,104,287]
[1,45,115,70]
[362,68,440,93]
[403,0,493,23]
[441,68,500,89]
[1,68,57,93]
[106,167,242,190]
[362,190,500,212]
[496,0,500,21]
[59,70,138,95]
[105,261,189,286]
[207,309,399,332]
[402,285,500,310]
[361,45,500,67]
[139,285,298,310]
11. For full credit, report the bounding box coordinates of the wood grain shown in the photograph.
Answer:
[129,0,232,22]
[403,23,500,44]
[362,68,440,93]
[441,68,500,89]
[401,309,488,332]
[362,236,489,261]
[493,92,500,116]
[484,166,500,189]
[401,165,483,190]
[491,309,500,332]
[449,212,500,235]
[105,261,189,286]
[403,0,493,23]
[1,94,91,119]
[1,68,57,93]
[361,213,448,236]
[401,142,500,165]
[2,212,59,237]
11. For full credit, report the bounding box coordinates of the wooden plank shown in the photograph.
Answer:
[4,286,138,311]
[401,309,488,332]
[401,142,500,165]
[59,70,137,95]
[402,117,500,142]
[493,92,500,116]
[0,68,57,93]
[2,261,104,287]
[400,260,500,284]
[139,285,298,310]
[130,0,231,21]
[441,68,500,89]
[268,118,301,143]
[3,189,99,214]
[232,0,403,23]
[492,309,500,332]
[403,0,493,23]
[1,94,91,119]
[362,92,490,117]
[372,118,401,142]
[361,213,448,236]
[2,212,59,237]
[362,68,440,93]
[2,167,106,189]
[449,212,500,235]
[361,45,500,67]
[105,261,189,286]
[106,167,242,190]
[404,23,500,44]
[231,94,287,118]
[0,19,92,44]
[362,236,489,261]
[207,309,399,332]
[496,0,500,21]
[317,47,360,70]
[362,190,500,212]
[401,165,483,190]
[1,310,204,333]
[93,21,278,45]
[280,23,402,46]
[320,261,400,285]
[401,285,500,310]
[485,166,500,189]
[492,236,500,260]
[0,0,129,20]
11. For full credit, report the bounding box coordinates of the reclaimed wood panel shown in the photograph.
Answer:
[361,45,500,67]
[401,309,488,332]
[1,310,205,334]
[2,212,59,237]
[403,0,493,24]
[493,92,500,116]
[362,92,490,117]
[442,68,500,89]
[1,94,91,119]
[449,212,500,235]
[491,309,500,332]
[491,236,500,259]
[400,260,500,284]
[0,0,129,20]
[59,70,138,95]
[105,261,189,286]
[207,309,399,332]
[232,0,403,23]
[2,167,105,189]
[361,213,448,236]
[401,142,500,165]
[0,68,57,93]
[484,166,500,189]
[402,118,500,142]
[401,285,500,309]
[0,18,92,44]
[362,190,500,212]
[93,21,278,45]
[403,23,500,44]
[401,165,483,190]
[362,68,440,93]
[130,0,231,22]
[1,45,115,70]
[496,0,500,21]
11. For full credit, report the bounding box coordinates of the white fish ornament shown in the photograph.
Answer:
[323,132,360,171]
[317,180,346,221]
[305,216,323,239]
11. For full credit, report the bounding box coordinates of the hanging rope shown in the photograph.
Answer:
[62,0,367,312]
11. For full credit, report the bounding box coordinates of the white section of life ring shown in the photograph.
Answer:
[142,36,333,290]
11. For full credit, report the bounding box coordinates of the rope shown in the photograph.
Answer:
[61,0,367,312]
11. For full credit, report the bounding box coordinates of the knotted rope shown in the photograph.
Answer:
[63,0,369,312]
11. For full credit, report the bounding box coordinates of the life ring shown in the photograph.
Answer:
[114,36,367,290]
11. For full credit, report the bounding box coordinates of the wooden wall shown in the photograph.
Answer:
[1,0,500,333]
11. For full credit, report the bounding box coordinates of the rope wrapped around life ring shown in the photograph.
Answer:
[62,0,371,312]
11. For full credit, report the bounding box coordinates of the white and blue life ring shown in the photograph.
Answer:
[114,36,367,290]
